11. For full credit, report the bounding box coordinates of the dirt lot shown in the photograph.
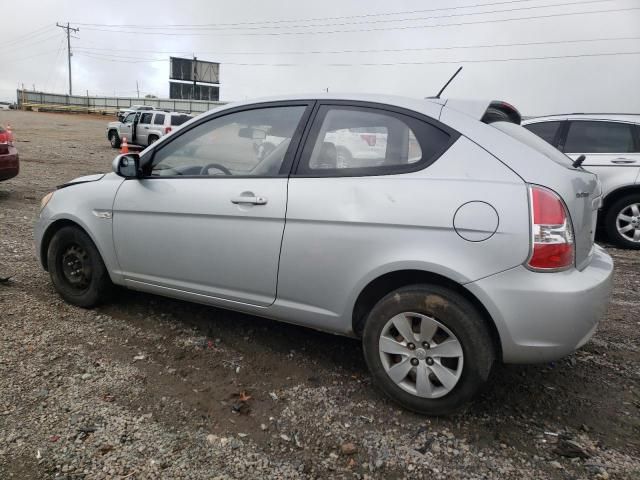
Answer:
[0,110,639,479]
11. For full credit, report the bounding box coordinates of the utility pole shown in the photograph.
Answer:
[136,80,140,98]
[56,22,79,95]
[192,55,197,100]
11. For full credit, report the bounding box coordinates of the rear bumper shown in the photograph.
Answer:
[0,149,19,181]
[465,245,614,363]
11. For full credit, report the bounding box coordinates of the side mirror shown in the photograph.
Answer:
[112,153,141,178]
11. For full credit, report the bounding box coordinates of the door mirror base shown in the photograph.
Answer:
[113,153,141,178]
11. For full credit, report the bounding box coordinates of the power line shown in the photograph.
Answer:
[73,35,640,57]
[71,0,616,31]
[68,0,584,28]
[4,25,55,47]
[75,50,640,67]
[79,6,640,37]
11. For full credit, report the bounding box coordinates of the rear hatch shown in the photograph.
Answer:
[436,99,601,270]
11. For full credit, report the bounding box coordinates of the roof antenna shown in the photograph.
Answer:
[432,66,463,99]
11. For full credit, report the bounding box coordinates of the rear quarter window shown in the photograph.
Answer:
[171,115,192,126]
[492,121,575,168]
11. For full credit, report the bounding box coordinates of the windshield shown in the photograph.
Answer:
[491,121,575,169]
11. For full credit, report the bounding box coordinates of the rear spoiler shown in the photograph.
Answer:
[481,101,522,125]
[438,98,522,125]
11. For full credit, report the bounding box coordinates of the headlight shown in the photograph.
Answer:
[40,191,54,212]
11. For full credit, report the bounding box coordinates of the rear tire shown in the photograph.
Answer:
[109,130,121,149]
[47,226,113,308]
[362,284,494,415]
[604,193,640,249]
[148,135,159,146]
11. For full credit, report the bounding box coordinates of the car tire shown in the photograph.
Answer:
[604,193,640,249]
[47,226,113,308]
[362,284,494,415]
[109,131,121,149]
[148,135,159,146]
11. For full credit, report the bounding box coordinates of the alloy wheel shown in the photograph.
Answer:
[616,202,640,243]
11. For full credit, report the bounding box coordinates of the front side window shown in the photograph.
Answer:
[523,121,562,145]
[150,106,306,177]
[123,113,136,124]
[564,121,636,153]
[140,113,153,124]
[299,106,450,175]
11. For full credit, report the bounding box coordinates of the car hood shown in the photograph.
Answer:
[108,121,122,128]
[57,173,105,190]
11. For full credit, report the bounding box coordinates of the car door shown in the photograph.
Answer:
[112,102,311,306]
[560,120,640,197]
[137,112,153,145]
[118,112,136,142]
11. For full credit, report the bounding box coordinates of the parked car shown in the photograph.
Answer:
[36,94,613,415]
[523,114,640,248]
[0,126,18,181]
[117,104,155,122]
[107,111,192,148]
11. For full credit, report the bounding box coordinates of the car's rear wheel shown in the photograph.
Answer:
[362,284,494,415]
[605,193,640,249]
[148,135,159,146]
[109,130,121,148]
[47,226,112,308]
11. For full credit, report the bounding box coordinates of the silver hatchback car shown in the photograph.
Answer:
[35,94,613,415]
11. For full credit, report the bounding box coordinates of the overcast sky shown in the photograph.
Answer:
[2,0,639,115]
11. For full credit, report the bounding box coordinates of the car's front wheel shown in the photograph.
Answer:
[109,130,121,148]
[47,226,112,308]
[362,284,494,415]
[605,193,640,249]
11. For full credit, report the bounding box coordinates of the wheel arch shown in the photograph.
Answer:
[40,218,95,271]
[602,184,640,215]
[351,269,502,360]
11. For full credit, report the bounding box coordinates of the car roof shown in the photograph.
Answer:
[203,93,447,120]
[524,113,640,124]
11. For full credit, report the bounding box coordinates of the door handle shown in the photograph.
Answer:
[231,195,267,205]
[612,158,636,164]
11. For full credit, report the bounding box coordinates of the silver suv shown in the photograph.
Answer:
[107,111,192,149]
[36,94,613,415]
[523,114,640,248]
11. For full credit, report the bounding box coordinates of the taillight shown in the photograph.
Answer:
[527,185,574,271]
[0,132,8,155]
[165,126,172,134]
[360,133,376,146]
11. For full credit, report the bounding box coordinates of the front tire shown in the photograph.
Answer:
[604,193,640,249]
[109,130,121,148]
[362,284,494,415]
[47,226,112,308]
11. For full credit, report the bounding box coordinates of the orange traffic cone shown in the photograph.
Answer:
[120,136,129,154]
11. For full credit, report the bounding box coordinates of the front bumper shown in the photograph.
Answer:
[465,245,614,363]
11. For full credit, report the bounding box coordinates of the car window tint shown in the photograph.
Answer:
[153,113,165,125]
[301,106,450,175]
[564,121,636,153]
[150,106,305,177]
[523,121,562,145]
[140,113,153,124]
[123,113,135,124]
[171,115,191,126]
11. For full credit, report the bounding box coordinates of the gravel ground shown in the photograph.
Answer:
[0,110,639,479]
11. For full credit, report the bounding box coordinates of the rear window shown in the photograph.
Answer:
[153,113,165,125]
[564,121,637,153]
[171,115,191,126]
[523,121,562,145]
[492,122,575,168]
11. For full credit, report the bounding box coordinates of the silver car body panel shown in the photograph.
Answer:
[36,94,614,364]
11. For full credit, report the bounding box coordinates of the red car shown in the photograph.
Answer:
[0,126,18,181]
